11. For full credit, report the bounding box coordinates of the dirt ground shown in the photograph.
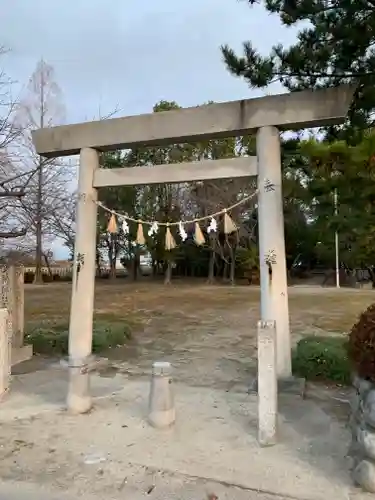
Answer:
[24,281,374,389]
[26,280,373,335]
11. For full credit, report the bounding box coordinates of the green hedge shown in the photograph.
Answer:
[292,335,351,384]
[25,320,132,356]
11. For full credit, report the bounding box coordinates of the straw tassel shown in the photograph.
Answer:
[194,222,205,246]
[165,224,176,250]
[223,211,237,234]
[136,222,145,245]
[107,214,118,234]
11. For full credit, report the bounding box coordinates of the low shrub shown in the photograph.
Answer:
[348,303,375,382]
[292,335,351,384]
[24,272,34,284]
[23,272,62,283]
[25,320,132,356]
[59,274,72,282]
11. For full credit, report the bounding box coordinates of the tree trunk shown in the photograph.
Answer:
[366,266,375,288]
[207,249,215,284]
[152,261,157,278]
[108,239,116,280]
[229,252,236,286]
[131,259,138,281]
[164,261,172,285]
[191,264,195,278]
[34,64,45,285]
[43,252,52,277]
[95,249,102,277]
[222,261,228,281]
[34,159,43,284]
[229,259,236,286]
[110,259,116,279]
[131,250,140,281]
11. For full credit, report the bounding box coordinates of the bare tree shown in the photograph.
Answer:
[14,58,71,283]
[49,191,76,257]
[0,46,20,154]
[0,45,35,244]
[192,176,257,285]
[0,160,37,239]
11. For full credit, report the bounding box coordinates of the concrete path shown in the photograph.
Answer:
[0,482,79,500]
[0,479,294,500]
[0,368,373,499]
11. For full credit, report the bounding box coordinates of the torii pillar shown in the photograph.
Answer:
[257,125,291,378]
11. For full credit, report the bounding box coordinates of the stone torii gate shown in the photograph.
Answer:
[32,86,354,415]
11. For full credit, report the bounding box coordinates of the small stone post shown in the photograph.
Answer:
[0,308,10,399]
[257,320,277,446]
[148,361,175,428]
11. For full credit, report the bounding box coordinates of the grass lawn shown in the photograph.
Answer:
[22,281,374,387]
[24,281,374,336]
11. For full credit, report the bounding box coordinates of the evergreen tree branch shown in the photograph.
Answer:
[223,0,375,136]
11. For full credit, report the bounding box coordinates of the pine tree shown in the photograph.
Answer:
[221,0,375,141]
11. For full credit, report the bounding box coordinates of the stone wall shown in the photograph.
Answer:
[0,265,24,348]
[0,265,31,370]
[0,308,9,398]
[350,375,375,492]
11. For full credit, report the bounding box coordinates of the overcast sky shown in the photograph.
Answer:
[2,0,298,258]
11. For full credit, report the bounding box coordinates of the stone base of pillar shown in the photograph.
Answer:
[11,345,33,367]
[249,375,306,398]
[59,354,109,372]
[67,361,91,414]
[257,320,277,447]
